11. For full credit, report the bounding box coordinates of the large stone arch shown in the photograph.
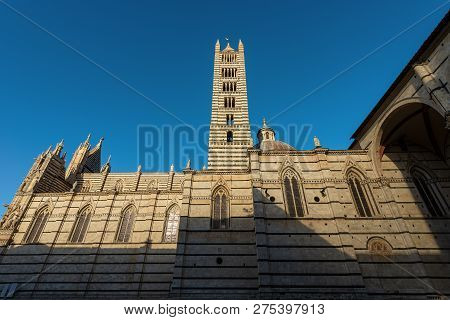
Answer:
[370,97,449,175]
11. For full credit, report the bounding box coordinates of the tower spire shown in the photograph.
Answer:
[101,155,111,174]
[65,134,96,183]
[83,133,91,147]
[215,39,220,51]
[53,139,64,156]
[96,137,104,148]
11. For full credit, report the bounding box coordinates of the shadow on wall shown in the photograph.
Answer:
[375,153,450,297]
[372,102,450,297]
[0,190,449,299]
[0,243,176,299]
[252,186,450,299]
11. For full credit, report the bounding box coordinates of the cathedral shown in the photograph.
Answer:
[0,13,449,299]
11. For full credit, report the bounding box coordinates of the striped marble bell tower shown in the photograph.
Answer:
[207,39,253,170]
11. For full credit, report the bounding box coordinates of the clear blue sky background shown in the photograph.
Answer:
[0,0,448,217]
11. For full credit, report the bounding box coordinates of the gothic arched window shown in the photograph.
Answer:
[282,169,305,217]
[163,205,180,243]
[24,206,50,244]
[347,170,376,217]
[69,205,92,243]
[411,167,445,217]
[211,187,230,229]
[116,205,136,242]
[368,237,392,256]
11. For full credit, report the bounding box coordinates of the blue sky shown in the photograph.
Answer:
[0,0,448,216]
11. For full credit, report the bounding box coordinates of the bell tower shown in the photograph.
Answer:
[207,39,252,170]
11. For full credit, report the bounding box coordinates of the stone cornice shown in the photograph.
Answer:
[259,176,450,185]
[18,189,184,197]
[26,209,155,219]
[16,177,450,198]
[188,195,252,201]
[193,169,251,175]
[259,149,369,156]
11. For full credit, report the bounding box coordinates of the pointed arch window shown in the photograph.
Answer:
[116,205,136,242]
[163,205,180,243]
[368,237,392,256]
[69,205,92,243]
[347,171,376,217]
[282,169,305,217]
[211,187,229,229]
[24,206,50,244]
[411,167,446,217]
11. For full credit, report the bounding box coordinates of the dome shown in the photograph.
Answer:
[255,118,297,152]
[255,140,296,152]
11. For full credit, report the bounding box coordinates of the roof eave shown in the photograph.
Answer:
[349,11,450,149]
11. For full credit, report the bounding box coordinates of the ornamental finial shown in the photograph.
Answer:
[313,136,321,148]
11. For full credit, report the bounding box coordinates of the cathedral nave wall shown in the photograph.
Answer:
[252,147,450,297]
[172,172,259,297]
[0,175,184,298]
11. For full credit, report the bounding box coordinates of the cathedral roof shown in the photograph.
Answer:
[255,140,296,152]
